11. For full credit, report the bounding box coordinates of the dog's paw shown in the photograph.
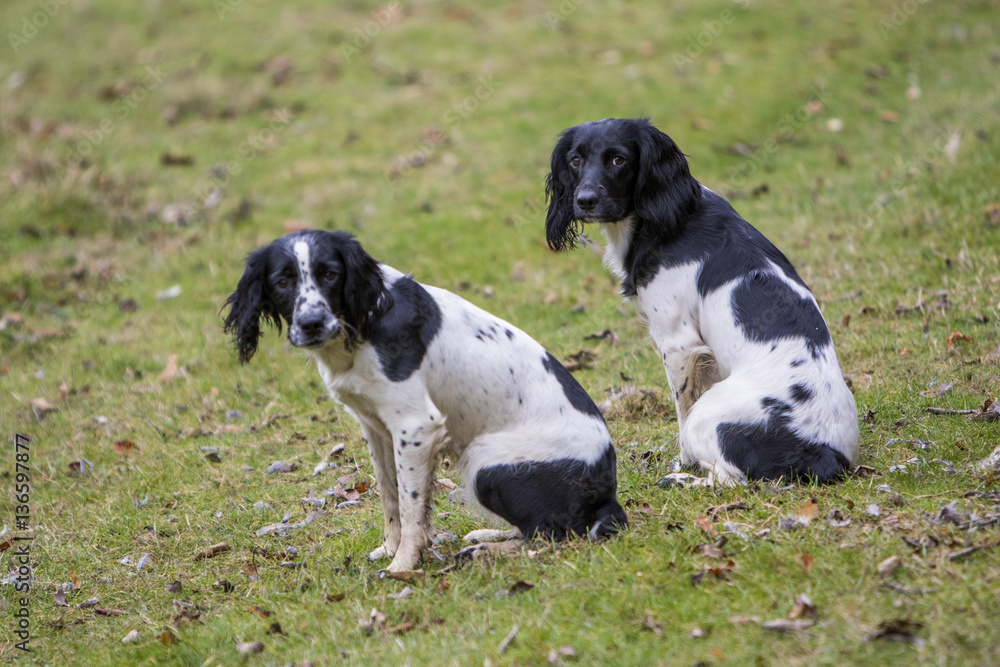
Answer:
[462,528,522,544]
[455,539,525,563]
[668,456,702,474]
[368,544,395,561]
[656,472,711,489]
[386,549,421,573]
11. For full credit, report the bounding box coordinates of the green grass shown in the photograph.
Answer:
[2,0,999,664]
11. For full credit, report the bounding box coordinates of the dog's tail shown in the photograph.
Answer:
[589,500,629,539]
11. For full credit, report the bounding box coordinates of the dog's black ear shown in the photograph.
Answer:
[222,246,281,364]
[633,119,701,235]
[545,127,581,252]
[335,233,390,348]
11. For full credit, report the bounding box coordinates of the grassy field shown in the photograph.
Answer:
[2,0,999,664]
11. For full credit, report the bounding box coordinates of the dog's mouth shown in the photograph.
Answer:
[289,321,340,349]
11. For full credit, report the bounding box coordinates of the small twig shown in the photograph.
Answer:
[926,407,976,416]
[498,624,519,655]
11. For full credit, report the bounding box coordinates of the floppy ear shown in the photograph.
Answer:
[222,246,281,364]
[545,128,581,252]
[633,119,701,235]
[335,233,390,349]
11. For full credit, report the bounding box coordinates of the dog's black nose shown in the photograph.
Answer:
[297,316,327,337]
[576,190,599,211]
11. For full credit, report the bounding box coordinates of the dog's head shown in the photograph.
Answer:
[545,118,701,251]
[223,230,389,363]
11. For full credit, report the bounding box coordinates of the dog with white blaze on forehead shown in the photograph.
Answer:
[545,118,859,486]
[223,230,627,572]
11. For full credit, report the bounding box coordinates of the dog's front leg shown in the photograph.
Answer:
[658,334,718,464]
[361,425,401,562]
[384,408,449,573]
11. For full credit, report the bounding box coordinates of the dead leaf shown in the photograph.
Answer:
[865,618,924,644]
[788,594,818,620]
[509,580,535,595]
[70,571,81,590]
[359,608,387,635]
[94,606,127,617]
[77,597,99,609]
[798,553,814,574]
[54,587,69,607]
[235,640,265,655]
[878,110,900,122]
[159,629,178,644]
[703,560,736,579]
[159,153,194,167]
[30,397,58,422]
[386,620,418,635]
[386,569,425,583]
[548,645,577,663]
[583,329,619,344]
[799,498,819,522]
[695,515,719,538]
[249,606,274,619]
[643,612,663,635]
[122,629,141,644]
[195,542,231,560]
[325,593,346,603]
[165,580,182,594]
[945,329,975,351]
[112,440,137,456]
[706,502,750,517]
[877,555,903,578]
[159,354,180,383]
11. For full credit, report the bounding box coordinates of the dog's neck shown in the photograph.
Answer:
[597,216,636,284]
[307,337,356,379]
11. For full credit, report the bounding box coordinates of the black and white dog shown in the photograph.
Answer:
[223,230,626,572]
[545,118,859,485]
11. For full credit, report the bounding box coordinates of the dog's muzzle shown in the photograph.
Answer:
[289,312,339,348]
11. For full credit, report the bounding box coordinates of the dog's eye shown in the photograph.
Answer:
[569,156,581,168]
[275,278,290,289]
[322,270,338,282]
[612,156,626,166]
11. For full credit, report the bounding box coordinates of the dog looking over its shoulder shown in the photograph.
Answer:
[223,230,627,572]
[545,118,859,485]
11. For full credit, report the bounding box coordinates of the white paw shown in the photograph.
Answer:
[368,544,394,561]
[463,528,521,544]
[386,550,420,573]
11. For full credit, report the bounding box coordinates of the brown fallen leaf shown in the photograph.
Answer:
[799,553,815,574]
[729,615,761,626]
[386,621,418,635]
[70,571,81,590]
[945,329,975,351]
[788,594,818,620]
[159,354,180,383]
[799,498,819,522]
[94,606,127,617]
[112,440,137,456]
[325,593,346,603]
[703,560,736,580]
[695,515,719,538]
[159,629,178,644]
[195,542,231,560]
[54,587,69,607]
[165,580,182,594]
[386,569,425,583]
[249,606,274,619]
[30,397,58,422]
[877,555,902,578]
[706,502,750,517]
